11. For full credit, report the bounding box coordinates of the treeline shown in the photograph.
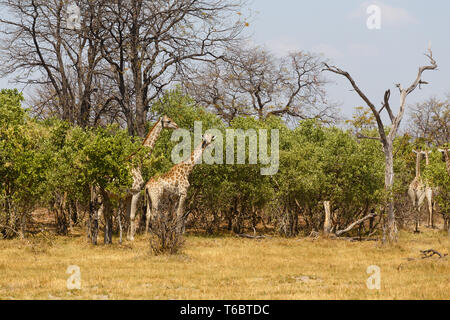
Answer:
[1,88,448,240]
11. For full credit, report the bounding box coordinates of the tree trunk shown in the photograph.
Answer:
[118,206,123,245]
[19,212,27,239]
[89,186,99,245]
[323,201,332,236]
[135,92,147,137]
[447,217,450,237]
[102,191,113,245]
[384,142,397,243]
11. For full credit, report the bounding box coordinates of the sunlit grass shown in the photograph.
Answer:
[0,229,448,300]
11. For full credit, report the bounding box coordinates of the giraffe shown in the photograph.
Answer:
[92,116,178,243]
[438,147,450,236]
[408,150,426,233]
[91,116,178,244]
[144,134,216,233]
[125,115,178,241]
[438,147,450,176]
[421,150,434,228]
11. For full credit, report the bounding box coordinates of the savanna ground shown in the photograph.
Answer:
[0,211,449,300]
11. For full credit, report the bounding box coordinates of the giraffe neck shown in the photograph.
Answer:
[415,152,421,178]
[181,142,206,176]
[142,119,163,154]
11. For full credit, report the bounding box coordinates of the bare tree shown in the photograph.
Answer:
[94,0,247,136]
[408,97,449,147]
[0,0,113,127]
[0,0,247,135]
[324,48,437,243]
[183,45,338,123]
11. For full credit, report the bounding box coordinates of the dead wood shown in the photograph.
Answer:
[236,234,267,240]
[420,249,446,259]
[397,249,448,271]
[335,213,378,237]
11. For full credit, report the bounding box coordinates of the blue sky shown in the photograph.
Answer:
[1,0,448,121]
[248,0,450,120]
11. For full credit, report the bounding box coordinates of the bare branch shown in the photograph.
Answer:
[356,133,381,141]
[335,212,377,237]
[323,63,387,143]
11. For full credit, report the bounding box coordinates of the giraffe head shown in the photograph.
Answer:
[189,134,216,165]
[161,115,178,130]
[201,133,216,149]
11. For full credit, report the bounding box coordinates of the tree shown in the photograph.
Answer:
[423,150,450,234]
[408,97,449,147]
[0,0,247,135]
[0,0,110,127]
[94,0,247,136]
[324,48,437,243]
[183,45,337,123]
[0,89,52,238]
[276,120,384,237]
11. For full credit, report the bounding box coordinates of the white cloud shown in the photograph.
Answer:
[349,1,418,27]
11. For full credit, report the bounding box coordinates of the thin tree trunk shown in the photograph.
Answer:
[118,206,123,245]
[89,186,99,245]
[102,191,113,245]
[384,142,397,243]
[323,201,332,236]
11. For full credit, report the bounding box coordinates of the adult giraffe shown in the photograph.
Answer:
[408,150,426,233]
[438,148,450,176]
[144,134,216,233]
[90,116,178,244]
[421,150,434,228]
[126,115,178,240]
[438,147,450,236]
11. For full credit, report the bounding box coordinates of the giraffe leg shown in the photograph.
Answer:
[125,194,132,240]
[146,202,158,235]
[128,192,140,241]
[146,190,158,234]
[425,188,433,228]
[409,189,419,232]
[416,191,426,231]
[176,194,187,233]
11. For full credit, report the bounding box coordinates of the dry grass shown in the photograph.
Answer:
[0,228,448,300]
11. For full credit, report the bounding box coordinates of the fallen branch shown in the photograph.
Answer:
[332,237,379,242]
[236,233,266,240]
[421,249,446,259]
[397,249,448,271]
[308,231,320,239]
[335,213,377,237]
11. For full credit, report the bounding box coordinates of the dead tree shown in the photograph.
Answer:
[183,45,338,123]
[324,48,437,243]
[0,0,113,127]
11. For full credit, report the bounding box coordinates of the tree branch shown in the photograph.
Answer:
[335,212,377,237]
[323,63,387,143]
